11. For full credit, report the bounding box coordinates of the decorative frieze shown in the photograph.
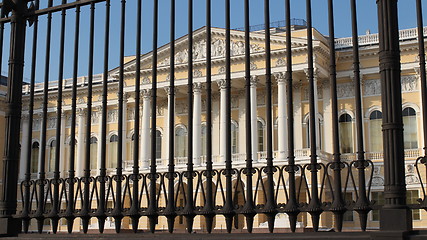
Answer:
[47,117,56,129]
[158,38,265,67]
[193,69,203,78]
[401,75,418,92]
[107,109,118,123]
[364,79,381,96]
[127,108,135,121]
[337,82,354,98]
[275,58,286,67]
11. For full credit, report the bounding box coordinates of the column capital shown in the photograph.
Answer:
[123,92,130,101]
[164,86,177,95]
[216,79,227,90]
[304,68,319,79]
[21,114,29,121]
[320,78,330,88]
[61,110,67,118]
[292,80,303,90]
[94,106,103,113]
[250,76,259,87]
[77,108,86,117]
[193,82,203,93]
[273,72,286,83]
[141,89,151,99]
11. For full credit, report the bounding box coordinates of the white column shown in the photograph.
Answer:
[141,89,151,169]
[60,112,66,177]
[322,79,333,153]
[163,87,176,167]
[212,94,220,162]
[250,76,259,162]
[293,81,303,150]
[238,92,246,158]
[305,68,320,150]
[274,72,288,161]
[193,83,202,166]
[96,107,102,176]
[217,79,227,163]
[122,94,128,163]
[19,114,30,181]
[76,108,86,177]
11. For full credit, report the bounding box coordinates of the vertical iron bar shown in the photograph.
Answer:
[112,0,126,233]
[49,0,66,233]
[283,0,299,233]
[64,4,81,233]
[415,0,427,211]
[184,0,196,233]
[147,0,159,233]
[35,0,54,233]
[80,2,95,233]
[129,0,142,232]
[417,0,427,156]
[21,0,39,234]
[328,0,346,232]
[377,0,412,231]
[350,0,370,231]
[164,0,177,233]
[0,0,26,235]
[305,0,322,231]
[417,0,427,157]
[201,0,215,233]
[94,0,110,233]
[222,0,234,233]
[262,0,277,233]
[241,0,255,233]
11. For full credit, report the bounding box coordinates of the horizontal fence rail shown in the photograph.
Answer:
[0,0,425,237]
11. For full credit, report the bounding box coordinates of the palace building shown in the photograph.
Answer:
[12,21,427,232]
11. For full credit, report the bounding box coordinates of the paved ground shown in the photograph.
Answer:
[2,230,427,239]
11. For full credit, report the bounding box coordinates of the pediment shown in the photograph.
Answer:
[110,26,309,78]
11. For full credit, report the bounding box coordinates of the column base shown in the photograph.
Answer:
[0,217,21,236]
[380,208,412,232]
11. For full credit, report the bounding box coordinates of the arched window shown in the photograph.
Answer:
[201,125,207,156]
[175,127,187,158]
[47,140,56,172]
[31,142,39,173]
[90,137,98,170]
[108,134,118,169]
[231,122,238,154]
[369,110,383,152]
[155,130,162,159]
[339,114,353,153]
[403,107,417,149]
[258,120,265,152]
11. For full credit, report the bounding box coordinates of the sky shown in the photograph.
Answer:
[0,0,424,83]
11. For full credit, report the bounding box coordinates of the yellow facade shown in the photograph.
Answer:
[5,24,427,232]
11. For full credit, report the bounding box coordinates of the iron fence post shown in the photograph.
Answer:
[0,0,27,236]
[376,0,412,232]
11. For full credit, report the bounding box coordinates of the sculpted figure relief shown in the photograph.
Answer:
[157,38,264,67]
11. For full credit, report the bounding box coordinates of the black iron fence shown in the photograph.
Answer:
[0,0,425,237]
